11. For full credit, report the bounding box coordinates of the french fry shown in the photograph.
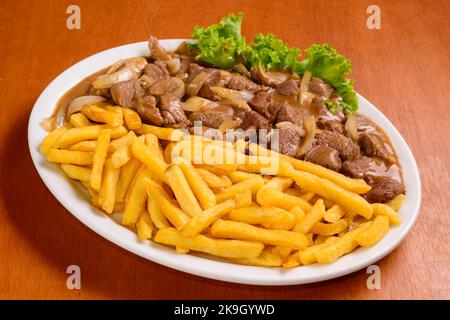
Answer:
[310,219,349,236]
[175,158,216,210]
[147,194,170,229]
[356,215,390,247]
[237,155,280,175]
[109,131,136,153]
[68,140,97,152]
[136,210,154,240]
[182,200,235,237]
[135,124,185,141]
[256,188,312,212]
[211,219,309,250]
[98,159,120,214]
[164,142,176,163]
[149,185,190,230]
[90,129,111,191]
[228,207,296,230]
[69,113,91,128]
[115,157,141,203]
[165,163,203,217]
[60,164,91,181]
[260,176,293,192]
[54,125,127,148]
[122,107,142,130]
[324,205,346,223]
[46,149,93,165]
[282,164,373,219]
[145,134,164,159]
[195,168,232,189]
[122,171,149,225]
[282,252,301,268]
[81,104,123,127]
[110,144,131,168]
[290,206,306,223]
[234,190,252,208]
[215,177,265,203]
[231,247,284,267]
[293,199,326,234]
[386,194,405,212]
[40,125,70,155]
[372,203,402,225]
[130,136,168,183]
[299,237,338,265]
[155,228,264,259]
[315,222,372,264]
[228,171,260,183]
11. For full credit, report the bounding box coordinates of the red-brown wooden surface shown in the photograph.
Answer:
[0,0,449,299]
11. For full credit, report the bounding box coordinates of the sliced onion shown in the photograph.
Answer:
[67,95,106,115]
[183,96,217,112]
[345,114,359,141]
[219,119,240,132]
[41,117,57,132]
[210,86,252,111]
[299,71,312,105]
[296,115,316,157]
[169,77,186,99]
[233,63,251,78]
[275,121,305,136]
[186,71,209,96]
[211,86,254,101]
[165,58,181,75]
[92,57,147,89]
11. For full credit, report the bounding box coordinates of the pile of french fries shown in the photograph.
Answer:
[40,103,405,268]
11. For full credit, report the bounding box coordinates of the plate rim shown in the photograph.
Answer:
[27,39,422,286]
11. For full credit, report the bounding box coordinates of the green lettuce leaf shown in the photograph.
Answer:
[191,13,245,69]
[295,44,358,114]
[239,33,300,71]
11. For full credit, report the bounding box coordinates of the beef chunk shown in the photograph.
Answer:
[276,126,302,157]
[148,35,171,61]
[248,91,280,122]
[359,132,395,163]
[110,79,139,108]
[363,176,405,203]
[149,77,178,96]
[159,95,189,128]
[240,111,271,130]
[309,77,333,99]
[196,69,226,99]
[341,157,374,179]
[250,68,290,87]
[314,130,360,161]
[136,95,163,126]
[305,146,342,171]
[311,96,328,115]
[275,102,303,127]
[310,97,344,133]
[144,62,169,84]
[226,74,262,92]
[276,79,298,96]
[189,111,231,129]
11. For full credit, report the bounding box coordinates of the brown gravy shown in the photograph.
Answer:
[52,65,403,184]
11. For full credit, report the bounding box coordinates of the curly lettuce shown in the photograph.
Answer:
[190,14,358,113]
[239,33,300,71]
[295,44,358,114]
[191,13,245,69]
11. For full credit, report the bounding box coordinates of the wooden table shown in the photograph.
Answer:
[0,0,449,299]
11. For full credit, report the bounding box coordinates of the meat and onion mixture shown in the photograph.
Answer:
[52,19,405,205]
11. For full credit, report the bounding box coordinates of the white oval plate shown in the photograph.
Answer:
[28,40,421,285]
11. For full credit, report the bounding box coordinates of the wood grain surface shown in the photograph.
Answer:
[0,0,449,299]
